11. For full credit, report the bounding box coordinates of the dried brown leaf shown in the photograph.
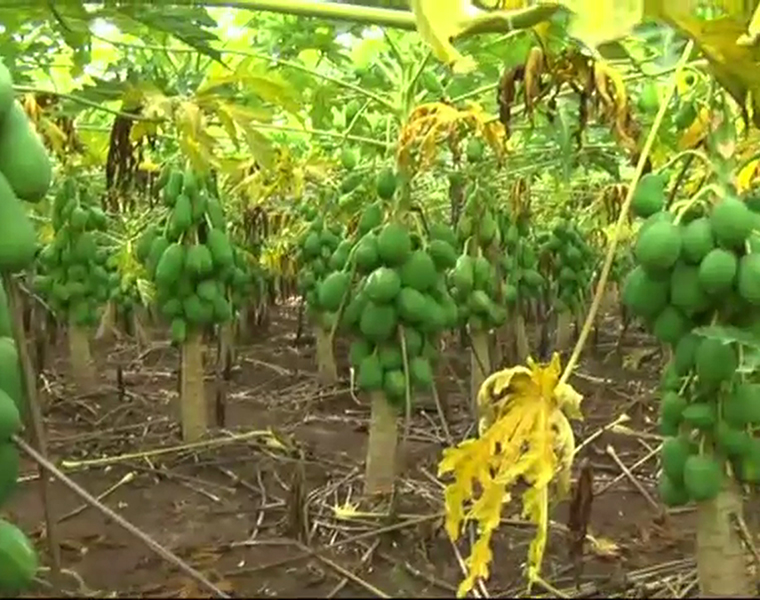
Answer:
[567,459,593,585]
[523,46,546,119]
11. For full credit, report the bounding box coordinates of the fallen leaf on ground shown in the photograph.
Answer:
[588,535,621,558]
[621,347,657,370]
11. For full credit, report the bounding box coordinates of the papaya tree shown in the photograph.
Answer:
[136,164,240,441]
[497,199,544,364]
[296,201,350,386]
[340,165,457,495]
[0,283,37,596]
[536,216,598,352]
[98,234,150,346]
[448,140,515,410]
[622,126,758,595]
[0,66,50,595]
[34,176,111,391]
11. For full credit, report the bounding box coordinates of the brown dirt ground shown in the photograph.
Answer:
[7,304,713,598]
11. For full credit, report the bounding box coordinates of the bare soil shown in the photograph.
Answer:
[9,304,706,598]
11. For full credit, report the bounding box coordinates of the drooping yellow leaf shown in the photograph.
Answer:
[658,10,760,128]
[458,533,494,597]
[737,1,760,46]
[409,0,481,73]
[398,101,506,172]
[138,160,160,173]
[214,102,239,149]
[37,222,54,245]
[589,535,621,558]
[78,129,109,167]
[738,158,760,192]
[240,124,275,170]
[136,277,155,306]
[198,60,300,115]
[562,0,644,48]
[550,409,575,499]
[679,106,710,150]
[439,353,583,597]
[39,118,67,155]
[197,95,272,124]
[523,484,549,585]
[174,100,217,172]
[178,100,202,136]
[140,89,173,121]
[130,120,158,143]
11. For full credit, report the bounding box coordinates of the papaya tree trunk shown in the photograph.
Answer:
[555,310,574,352]
[364,391,398,496]
[235,306,250,344]
[180,330,208,441]
[514,312,530,362]
[696,481,752,597]
[214,323,234,428]
[94,301,118,343]
[314,326,338,385]
[603,283,620,311]
[470,330,490,413]
[68,321,96,391]
[494,315,517,367]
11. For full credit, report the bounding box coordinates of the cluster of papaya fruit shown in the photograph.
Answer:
[0,285,36,595]
[137,166,250,343]
[109,275,142,320]
[0,338,34,591]
[339,151,397,205]
[296,208,349,331]
[609,246,634,290]
[638,78,697,132]
[319,170,453,406]
[449,190,510,332]
[536,219,597,314]
[345,214,456,405]
[34,179,111,327]
[623,174,760,505]
[0,62,45,594]
[495,211,545,312]
[0,64,51,273]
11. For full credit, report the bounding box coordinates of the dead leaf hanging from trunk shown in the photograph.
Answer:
[567,458,594,587]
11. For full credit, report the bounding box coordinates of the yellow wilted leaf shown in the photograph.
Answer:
[134,88,173,121]
[198,61,299,115]
[138,160,160,173]
[679,107,710,150]
[562,0,644,48]
[397,101,506,172]
[22,94,40,123]
[37,222,54,245]
[38,118,67,156]
[130,120,158,144]
[409,0,480,73]
[214,102,239,149]
[589,535,621,558]
[409,1,560,73]
[136,277,155,306]
[737,2,760,46]
[174,101,217,172]
[550,408,576,499]
[332,502,382,520]
[659,10,760,128]
[439,353,583,597]
[738,159,760,193]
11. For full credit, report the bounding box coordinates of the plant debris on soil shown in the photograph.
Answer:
[9,303,709,598]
